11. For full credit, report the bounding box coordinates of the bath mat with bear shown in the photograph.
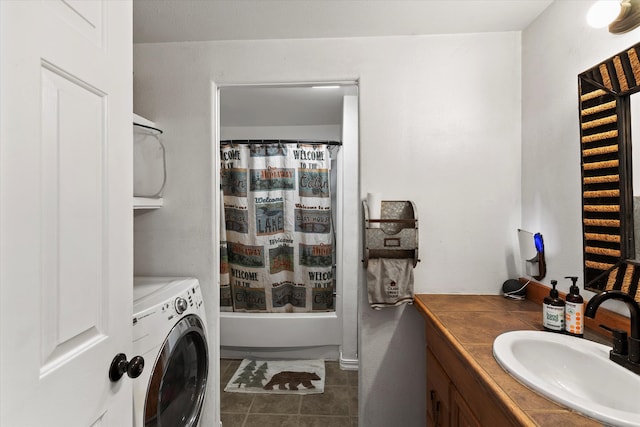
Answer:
[224,359,324,395]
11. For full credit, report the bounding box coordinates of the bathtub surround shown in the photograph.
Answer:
[219,310,341,358]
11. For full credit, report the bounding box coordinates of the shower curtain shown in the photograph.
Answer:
[220,141,336,313]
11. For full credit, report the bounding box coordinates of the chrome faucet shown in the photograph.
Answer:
[585,290,640,374]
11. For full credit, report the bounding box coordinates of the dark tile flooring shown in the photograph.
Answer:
[220,359,358,427]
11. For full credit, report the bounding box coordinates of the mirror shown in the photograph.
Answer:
[579,41,640,297]
[632,94,640,260]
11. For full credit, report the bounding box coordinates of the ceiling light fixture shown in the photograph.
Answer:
[587,0,622,28]
[588,0,640,34]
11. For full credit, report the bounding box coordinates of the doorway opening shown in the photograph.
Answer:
[215,82,359,365]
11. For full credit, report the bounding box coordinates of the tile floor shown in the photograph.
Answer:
[220,359,358,427]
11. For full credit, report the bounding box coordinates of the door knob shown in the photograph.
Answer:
[109,353,145,382]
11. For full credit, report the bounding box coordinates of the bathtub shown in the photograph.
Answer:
[219,311,342,360]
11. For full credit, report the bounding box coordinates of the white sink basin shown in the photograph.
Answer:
[493,330,640,426]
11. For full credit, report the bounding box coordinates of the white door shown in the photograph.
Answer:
[0,1,133,426]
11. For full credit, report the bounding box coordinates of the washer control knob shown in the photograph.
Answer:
[175,297,188,314]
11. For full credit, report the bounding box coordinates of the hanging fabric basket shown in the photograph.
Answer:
[133,124,166,198]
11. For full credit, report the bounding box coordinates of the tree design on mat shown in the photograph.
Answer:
[233,360,256,388]
[247,362,268,388]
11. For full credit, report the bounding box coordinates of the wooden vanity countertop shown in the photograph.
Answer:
[414,294,604,426]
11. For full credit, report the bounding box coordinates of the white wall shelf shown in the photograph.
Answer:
[133,113,164,210]
[133,113,162,133]
[133,196,164,210]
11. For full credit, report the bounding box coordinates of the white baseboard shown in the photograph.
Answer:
[339,352,358,371]
[221,345,339,361]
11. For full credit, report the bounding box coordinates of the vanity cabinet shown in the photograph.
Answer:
[450,388,481,427]
[416,294,606,426]
[426,348,450,427]
[424,311,516,427]
[426,347,483,427]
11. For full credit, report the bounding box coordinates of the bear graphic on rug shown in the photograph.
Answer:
[263,371,321,390]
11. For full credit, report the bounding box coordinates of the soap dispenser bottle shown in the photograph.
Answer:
[564,276,584,337]
[543,280,565,333]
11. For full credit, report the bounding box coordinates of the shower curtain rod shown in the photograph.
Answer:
[221,139,342,146]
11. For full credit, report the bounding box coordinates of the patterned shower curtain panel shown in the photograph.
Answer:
[220,142,335,313]
[220,188,233,312]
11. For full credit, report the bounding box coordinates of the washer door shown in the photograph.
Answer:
[144,314,208,427]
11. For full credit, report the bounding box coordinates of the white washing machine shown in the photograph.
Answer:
[133,277,209,427]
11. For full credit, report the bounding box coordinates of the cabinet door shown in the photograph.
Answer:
[427,348,450,427]
[451,387,481,427]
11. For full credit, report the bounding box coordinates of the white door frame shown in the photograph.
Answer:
[211,80,360,365]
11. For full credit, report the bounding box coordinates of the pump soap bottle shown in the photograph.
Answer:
[564,276,584,337]
[543,280,565,333]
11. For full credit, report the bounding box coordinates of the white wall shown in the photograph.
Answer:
[133,32,522,427]
[522,1,640,299]
[221,124,341,140]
